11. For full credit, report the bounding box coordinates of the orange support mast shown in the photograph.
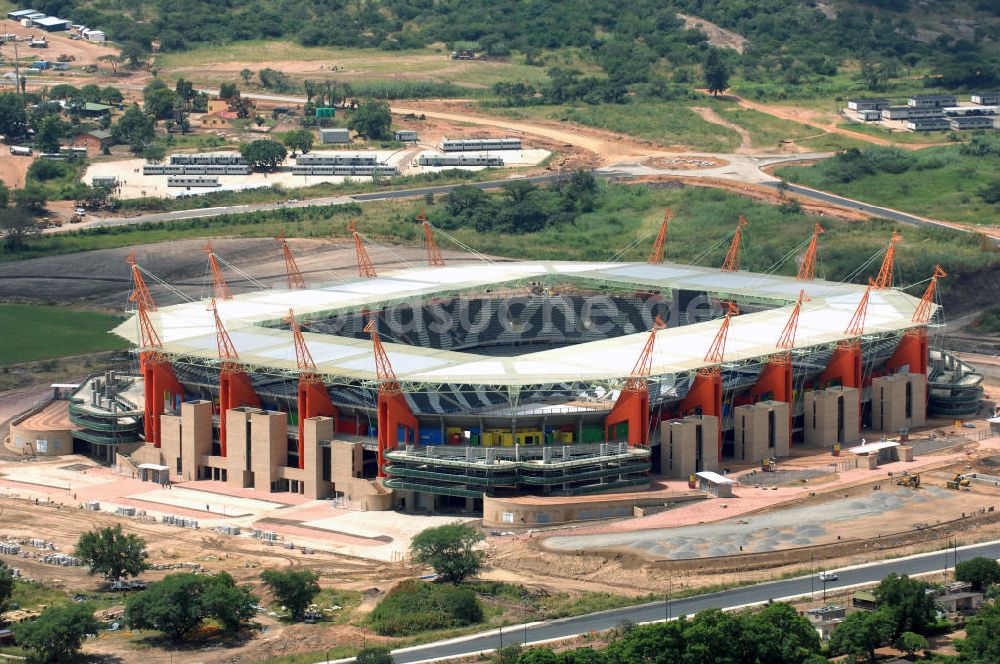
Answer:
[417,212,445,267]
[886,266,946,377]
[605,316,667,445]
[796,224,824,281]
[276,231,306,289]
[720,215,748,272]
[647,208,673,264]
[348,220,377,278]
[364,320,416,477]
[873,230,902,290]
[210,299,260,457]
[679,303,739,461]
[285,309,337,469]
[128,255,183,448]
[202,242,232,300]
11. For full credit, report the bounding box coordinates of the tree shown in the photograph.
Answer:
[745,601,822,663]
[356,647,394,664]
[282,129,314,155]
[175,78,195,104]
[12,187,47,216]
[240,68,252,84]
[0,561,13,612]
[198,571,258,631]
[98,54,120,75]
[240,139,287,171]
[978,179,1000,205]
[874,573,937,638]
[348,100,391,140]
[74,525,149,585]
[13,603,100,663]
[703,49,730,96]
[0,180,9,209]
[125,572,256,639]
[956,557,1000,591]
[120,41,148,69]
[143,79,179,120]
[113,105,156,155]
[219,82,240,100]
[34,114,64,154]
[410,522,484,583]
[142,144,167,164]
[0,92,27,138]
[960,600,1000,663]
[260,569,320,620]
[828,609,895,663]
[895,631,928,657]
[518,648,559,664]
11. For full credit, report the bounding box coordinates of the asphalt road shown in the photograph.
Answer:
[378,539,1000,663]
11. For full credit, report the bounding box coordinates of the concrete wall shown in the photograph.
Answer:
[483,492,705,527]
[659,415,718,479]
[871,373,927,433]
[733,400,789,462]
[804,387,860,447]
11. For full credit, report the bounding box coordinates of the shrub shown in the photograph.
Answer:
[369,580,483,636]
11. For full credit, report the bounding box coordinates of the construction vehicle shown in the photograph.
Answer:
[946,474,971,490]
[895,472,920,488]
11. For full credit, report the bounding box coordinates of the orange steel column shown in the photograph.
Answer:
[604,390,650,445]
[377,392,417,477]
[885,330,928,376]
[218,371,260,457]
[296,381,337,469]
[141,354,184,448]
[816,341,862,389]
[751,358,793,447]
[678,371,723,461]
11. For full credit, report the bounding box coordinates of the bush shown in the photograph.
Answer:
[955,557,1000,591]
[27,159,73,182]
[369,580,483,636]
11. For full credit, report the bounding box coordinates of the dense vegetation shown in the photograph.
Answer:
[369,580,483,636]
[42,0,1000,103]
[776,137,1000,226]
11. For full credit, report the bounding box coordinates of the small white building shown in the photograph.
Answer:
[82,29,106,42]
[695,471,734,498]
[847,98,890,112]
[394,129,418,142]
[319,128,350,144]
[972,92,1000,106]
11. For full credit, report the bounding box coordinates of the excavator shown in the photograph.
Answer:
[947,474,971,490]
[895,472,920,488]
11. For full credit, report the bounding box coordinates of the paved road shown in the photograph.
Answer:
[763,181,998,243]
[373,540,1000,663]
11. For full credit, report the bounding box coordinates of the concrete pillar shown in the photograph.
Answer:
[303,416,334,499]
[180,400,212,481]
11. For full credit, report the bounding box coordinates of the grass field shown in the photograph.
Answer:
[495,101,742,152]
[0,304,127,365]
[776,144,1000,226]
[155,41,557,90]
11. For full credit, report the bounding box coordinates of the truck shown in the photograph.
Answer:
[9,146,32,156]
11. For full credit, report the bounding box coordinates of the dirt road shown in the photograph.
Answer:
[690,106,753,152]
[0,152,32,188]
[0,20,119,65]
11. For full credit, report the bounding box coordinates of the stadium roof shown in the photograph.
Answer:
[113,260,931,386]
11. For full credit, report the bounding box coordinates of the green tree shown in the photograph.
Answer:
[282,129,315,156]
[0,92,27,138]
[13,603,100,663]
[519,648,559,664]
[34,114,64,154]
[956,557,1000,591]
[979,179,1000,204]
[960,600,1000,663]
[198,571,258,631]
[260,569,320,620]
[175,78,195,103]
[828,609,895,664]
[113,105,156,155]
[895,631,928,657]
[703,49,730,96]
[348,100,391,140]
[606,620,685,664]
[745,601,822,663]
[356,647,394,664]
[240,68,252,84]
[12,187,47,216]
[410,522,484,583]
[219,82,240,100]
[875,573,937,638]
[142,144,167,164]
[240,139,287,171]
[75,525,149,585]
[143,79,179,120]
[0,561,13,611]
[120,41,148,69]
[0,180,9,209]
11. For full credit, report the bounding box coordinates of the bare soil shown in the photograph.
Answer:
[677,14,748,53]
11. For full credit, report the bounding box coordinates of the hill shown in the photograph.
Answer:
[47,0,1000,97]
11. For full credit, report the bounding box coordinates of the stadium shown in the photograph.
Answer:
[59,220,981,516]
